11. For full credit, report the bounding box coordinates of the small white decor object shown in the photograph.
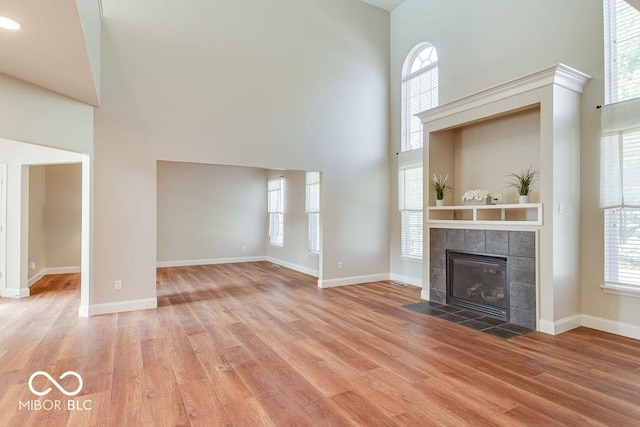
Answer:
[519,195,529,204]
[462,189,491,205]
[436,199,445,207]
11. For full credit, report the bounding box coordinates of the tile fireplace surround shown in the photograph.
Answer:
[429,228,536,330]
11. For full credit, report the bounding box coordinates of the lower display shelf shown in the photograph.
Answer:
[427,203,542,225]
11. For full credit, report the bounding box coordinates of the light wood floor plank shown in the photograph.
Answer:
[0,261,639,426]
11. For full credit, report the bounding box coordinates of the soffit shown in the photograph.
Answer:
[0,0,98,105]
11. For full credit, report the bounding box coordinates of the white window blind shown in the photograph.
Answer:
[306,172,320,253]
[267,177,284,246]
[604,0,640,104]
[403,44,439,152]
[602,0,640,289]
[399,163,423,258]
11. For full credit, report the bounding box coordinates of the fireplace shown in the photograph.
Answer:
[446,250,509,321]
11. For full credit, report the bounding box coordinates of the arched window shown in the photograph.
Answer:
[402,43,439,152]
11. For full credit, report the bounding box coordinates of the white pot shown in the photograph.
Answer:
[436,199,445,207]
[518,195,529,204]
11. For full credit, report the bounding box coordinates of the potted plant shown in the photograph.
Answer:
[431,174,453,206]
[506,166,539,204]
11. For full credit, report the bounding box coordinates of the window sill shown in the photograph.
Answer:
[601,283,640,298]
[268,243,284,248]
[307,251,319,257]
[400,255,423,263]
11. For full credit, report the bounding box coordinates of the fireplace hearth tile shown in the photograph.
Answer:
[402,302,533,339]
[403,302,448,316]
[497,323,534,334]
[510,307,536,329]
[434,304,465,313]
[482,327,521,340]
[455,309,487,320]
[430,290,446,304]
[458,319,494,331]
[437,313,468,323]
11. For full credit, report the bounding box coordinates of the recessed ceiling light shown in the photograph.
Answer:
[0,16,20,30]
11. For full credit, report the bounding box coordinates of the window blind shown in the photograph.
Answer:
[267,177,284,246]
[605,208,640,286]
[399,164,423,258]
[604,0,640,104]
[267,177,283,213]
[306,172,320,253]
[403,44,438,152]
[601,98,640,208]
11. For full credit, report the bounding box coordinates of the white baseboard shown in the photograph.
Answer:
[157,256,266,268]
[265,257,319,278]
[538,314,582,335]
[420,289,429,300]
[78,297,157,317]
[538,314,640,340]
[581,314,640,340]
[2,287,30,298]
[318,273,390,288]
[389,273,422,288]
[28,266,81,287]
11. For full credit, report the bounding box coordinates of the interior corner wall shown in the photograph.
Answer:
[95,0,390,306]
[265,170,320,276]
[390,0,640,329]
[28,166,46,280]
[157,161,267,264]
[44,164,82,269]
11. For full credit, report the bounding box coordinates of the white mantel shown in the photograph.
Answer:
[417,64,591,335]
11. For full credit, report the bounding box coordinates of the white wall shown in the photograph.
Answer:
[391,0,640,329]
[94,0,389,305]
[157,162,267,264]
[265,170,320,277]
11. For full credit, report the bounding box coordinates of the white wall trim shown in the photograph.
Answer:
[390,273,422,288]
[581,314,640,341]
[420,289,429,300]
[318,273,390,288]
[78,297,157,317]
[28,266,81,287]
[538,314,640,340]
[538,315,582,335]
[266,256,319,278]
[157,256,266,268]
[2,287,30,298]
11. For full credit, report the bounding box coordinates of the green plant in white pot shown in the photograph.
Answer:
[431,174,454,206]
[506,166,539,204]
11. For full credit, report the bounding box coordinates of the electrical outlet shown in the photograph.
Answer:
[115,280,123,290]
[242,245,246,252]
[338,262,343,270]
[29,261,36,271]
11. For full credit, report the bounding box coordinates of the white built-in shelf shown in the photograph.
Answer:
[427,203,542,226]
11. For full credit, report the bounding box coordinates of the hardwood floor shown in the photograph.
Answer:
[1,261,640,426]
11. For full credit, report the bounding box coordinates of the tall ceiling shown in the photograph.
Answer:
[0,0,403,106]
[360,0,406,11]
[0,0,99,105]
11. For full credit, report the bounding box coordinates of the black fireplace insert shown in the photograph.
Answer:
[446,250,509,321]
